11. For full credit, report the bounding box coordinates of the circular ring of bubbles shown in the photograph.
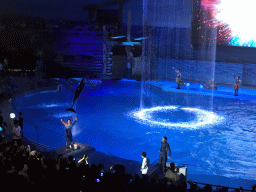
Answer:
[131,106,224,129]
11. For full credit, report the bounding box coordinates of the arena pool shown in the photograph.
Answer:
[13,79,256,181]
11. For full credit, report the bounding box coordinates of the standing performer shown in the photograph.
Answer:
[141,152,150,176]
[233,74,240,96]
[61,117,77,150]
[159,136,171,173]
[173,67,181,89]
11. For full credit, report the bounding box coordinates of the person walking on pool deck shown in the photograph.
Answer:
[61,117,77,150]
[159,136,171,173]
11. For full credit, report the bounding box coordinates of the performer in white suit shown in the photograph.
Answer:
[141,152,150,175]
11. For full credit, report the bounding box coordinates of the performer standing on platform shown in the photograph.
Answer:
[61,117,77,150]
[233,74,241,96]
[173,67,181,89]
[159,136,171,173]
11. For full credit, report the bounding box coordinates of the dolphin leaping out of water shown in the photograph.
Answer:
[66,77,86,113]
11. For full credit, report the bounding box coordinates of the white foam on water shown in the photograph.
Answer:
[129,105,225,129]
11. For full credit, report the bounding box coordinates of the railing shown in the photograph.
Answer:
[148,158,160,177]
[148,159,188,179]
[24,118,90,151]
[148,158,255,192]
[21,136,49,152]
[9,78,89,153]
[0,129,49,153]
[187,180,255,192]
[8,69,35,77]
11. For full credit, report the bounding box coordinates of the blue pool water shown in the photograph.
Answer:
[13,80,256,181]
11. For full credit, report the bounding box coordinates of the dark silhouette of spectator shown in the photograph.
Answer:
[0,111,3,124]
[219,187,229,192]
[0,62,3,76]
[12,120,21,146]
[176,173,187,192]
[97,163,106,175]
[18,112,23,137]
[165,162,180,185]
[1,121,7,134]
[3,57,8,69]
[110,164,125,175]
[188,181,200,192]
[7,84,13,103]
[203,184,213,192]
[67,155,77,171]
[3,57,9,76]
[252,184,256,191]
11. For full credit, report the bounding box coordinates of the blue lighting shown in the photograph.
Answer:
[134,37,148,40]
[111,36,127,39]
[122,42,141,46]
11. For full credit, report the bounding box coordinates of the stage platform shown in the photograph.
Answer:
[43,142,95,160]
[147,80,256,100]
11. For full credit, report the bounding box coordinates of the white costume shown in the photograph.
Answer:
[141,157,150,175]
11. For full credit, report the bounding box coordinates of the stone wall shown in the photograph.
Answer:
[111,56,127,79]
[242,64,256,86]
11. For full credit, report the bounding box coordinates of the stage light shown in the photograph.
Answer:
[130,106,224,129]
[10,113,15,119]
[215,0,256,46]
[200,85,204,89]
[186,83,190,87]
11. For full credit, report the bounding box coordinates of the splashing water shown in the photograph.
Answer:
[131,105,225,129]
